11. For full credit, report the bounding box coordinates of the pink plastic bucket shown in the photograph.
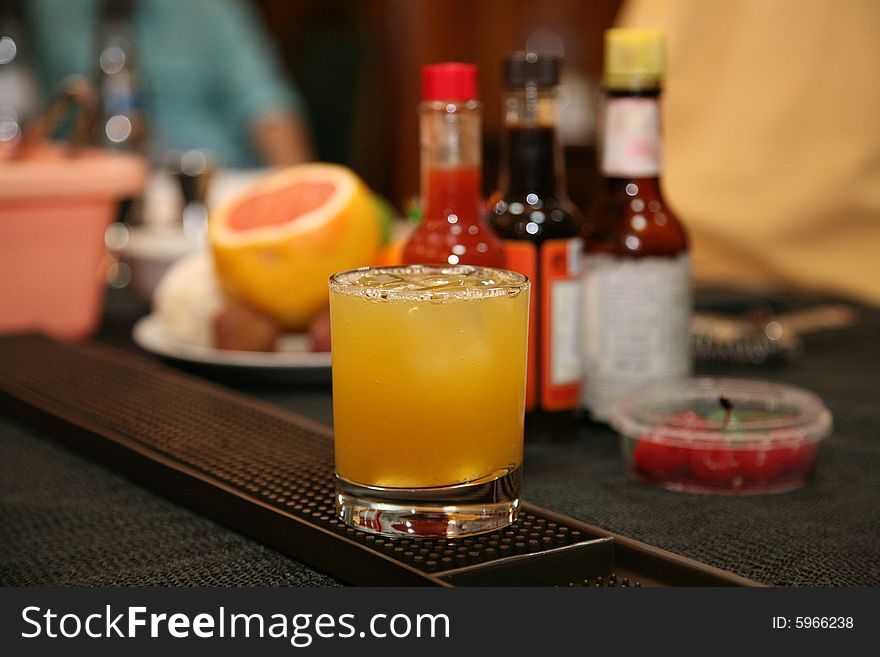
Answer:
[0,144,147,340]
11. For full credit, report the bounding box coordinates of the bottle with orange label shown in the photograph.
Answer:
[490,52,583,431]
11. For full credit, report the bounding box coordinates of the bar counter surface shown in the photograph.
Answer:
[1,288,878,586]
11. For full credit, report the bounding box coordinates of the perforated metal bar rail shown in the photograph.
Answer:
[0,335,759,587]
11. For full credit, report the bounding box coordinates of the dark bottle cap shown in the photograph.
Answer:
[503,52,560,88]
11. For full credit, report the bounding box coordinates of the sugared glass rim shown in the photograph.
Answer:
[329,264,529,301]
[609,377,833,445]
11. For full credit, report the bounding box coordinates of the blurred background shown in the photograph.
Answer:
[255,0,619,210]
[0,0,619,213]
[2,0,879,317]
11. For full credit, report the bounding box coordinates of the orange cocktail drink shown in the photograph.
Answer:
[329,264,529,537]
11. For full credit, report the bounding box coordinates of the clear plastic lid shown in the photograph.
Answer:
[609,377,833,445]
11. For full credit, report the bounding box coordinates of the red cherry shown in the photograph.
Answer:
[786,443,818,473]
[740,446,788,481]
[689,446,742,484]
[633,438,688,478]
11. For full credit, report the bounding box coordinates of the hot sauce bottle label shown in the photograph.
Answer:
[504,241,539,411]
[602,97,661,177]
[580,252,692,420]
[505,238,582,412]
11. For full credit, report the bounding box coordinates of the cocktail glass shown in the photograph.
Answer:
[329,264,529,537]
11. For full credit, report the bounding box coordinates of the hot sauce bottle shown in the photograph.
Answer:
[402,63,505,267]
[581,29,691,422]
[491,53,583,430]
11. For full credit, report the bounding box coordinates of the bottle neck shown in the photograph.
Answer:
[499,86,565,197]
[420,99,483,223]
[600,87,662,179]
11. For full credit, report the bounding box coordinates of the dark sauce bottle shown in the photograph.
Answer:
[581,30,691,422]
[491,53,584,438]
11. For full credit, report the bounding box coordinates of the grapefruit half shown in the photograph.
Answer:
[210,163,383,330]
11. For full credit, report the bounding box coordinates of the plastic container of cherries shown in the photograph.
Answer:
[609,378,833,494]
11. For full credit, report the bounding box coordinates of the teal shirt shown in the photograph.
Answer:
[27,0,303,168]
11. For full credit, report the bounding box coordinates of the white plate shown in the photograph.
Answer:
[132,314,331,383]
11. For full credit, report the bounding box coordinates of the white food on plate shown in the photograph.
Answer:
[153,251,224,348]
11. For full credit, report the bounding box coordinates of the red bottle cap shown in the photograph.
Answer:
[422,63,478,101]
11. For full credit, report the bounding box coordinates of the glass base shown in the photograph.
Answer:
[335,466,521,538]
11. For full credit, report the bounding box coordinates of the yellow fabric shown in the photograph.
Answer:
[617,0,880,305]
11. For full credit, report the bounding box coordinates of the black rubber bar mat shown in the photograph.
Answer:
[0,335,760,587]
